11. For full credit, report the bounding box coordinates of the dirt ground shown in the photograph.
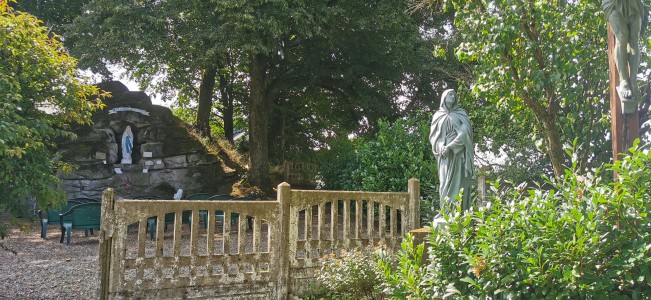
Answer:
[0,220,99,300]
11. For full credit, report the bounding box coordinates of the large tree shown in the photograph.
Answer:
[65,0,241,139]
[264,4,458,163]
[0,3,102,214]
[215,0,439,189]
[416,0,622,177]
[12,0,89,35]
[68,0,439,191]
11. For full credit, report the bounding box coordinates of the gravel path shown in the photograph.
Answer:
[0,209,375,299]
[0,219,269,300]
[0,221,99,300]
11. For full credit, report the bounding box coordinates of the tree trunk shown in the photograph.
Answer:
[518,93,566,178]
[248,53,270,190]
[197,67,217,139]
[540,115,566,178]
[267,101,285,164]
[218,70,234,143]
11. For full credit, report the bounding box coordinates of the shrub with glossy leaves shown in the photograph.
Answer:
[382,142,651,299]
[350,115,438,197]
[378,233,427,299]
[317,113,440,222]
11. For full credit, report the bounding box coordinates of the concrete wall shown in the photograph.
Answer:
[99,180,420,299]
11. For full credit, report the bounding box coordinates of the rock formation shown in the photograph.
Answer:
[56,81,242,200]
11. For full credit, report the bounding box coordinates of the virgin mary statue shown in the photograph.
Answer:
[429,89,475,213]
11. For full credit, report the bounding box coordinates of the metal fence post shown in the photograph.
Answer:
[99,188,116,300]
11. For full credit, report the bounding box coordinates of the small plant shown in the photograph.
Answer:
[301,283,332,300]
[315,247,385,300]
[378,233,427,299]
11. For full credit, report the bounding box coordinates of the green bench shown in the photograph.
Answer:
[145,194,207,240]
[39,198,98,240]
[59,202,102,245]
[206,195,256,230]
[143,194,258,240]
[204,194,232,229]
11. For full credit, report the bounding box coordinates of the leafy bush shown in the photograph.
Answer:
[349,116,437,196]
[0,4,102,215]
[317,113,440,222]
[315,248,385,300]
[382,143,651,299]
[316,136,360,191]
[378,233,427,299]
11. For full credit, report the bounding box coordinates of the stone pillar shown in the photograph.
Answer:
[407,178,420,230]
[410,227,430,263]
[99,188,116,300]
[276,182,291,299]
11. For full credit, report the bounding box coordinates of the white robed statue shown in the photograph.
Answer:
[429,89,475,213]
[121,126,134,164]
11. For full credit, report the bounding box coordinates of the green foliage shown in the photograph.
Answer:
[12,0,89,36]
[320,114,438,193]
[317,113,439,220]
[301,283,333,300]
[315,136,359,191]
[416,0,617,177]
[352,116,437,194]
[316,248,385,300]
[468,87,552,183]
[381,142,651,298]
[378,233,427,299]
[0,3,102,215]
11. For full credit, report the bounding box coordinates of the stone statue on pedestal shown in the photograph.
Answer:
[603,0,648,112]
[429,89,475,214]
[121,126,134,164]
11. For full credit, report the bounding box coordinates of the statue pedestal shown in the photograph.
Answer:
[432,217,447,230]
[617,86,638,114]
[410,227,431,263]
[621,99,637,114]
[410,218,448,264]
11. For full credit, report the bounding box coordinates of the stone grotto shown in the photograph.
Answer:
[56,81,242,200]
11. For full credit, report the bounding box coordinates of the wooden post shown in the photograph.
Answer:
[99,188,116,300]
[407,178,420,230]
[608,23,639,166]
[276,182,291,299]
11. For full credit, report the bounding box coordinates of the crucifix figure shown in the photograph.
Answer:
[603,0,648,109]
